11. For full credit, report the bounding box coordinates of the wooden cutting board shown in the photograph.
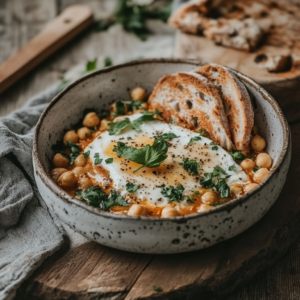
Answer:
[173,0,300,123]
[16,121,300,300]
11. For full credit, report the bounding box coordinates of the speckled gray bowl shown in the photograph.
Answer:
[33,59,291,254]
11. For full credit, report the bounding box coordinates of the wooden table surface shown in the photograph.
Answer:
[1,1,300,299]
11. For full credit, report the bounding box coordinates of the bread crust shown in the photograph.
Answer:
[197,64,254,150]
[148,71,234,150]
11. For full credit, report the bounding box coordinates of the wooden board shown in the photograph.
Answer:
[173,0,300,123]
[14,121,300,300]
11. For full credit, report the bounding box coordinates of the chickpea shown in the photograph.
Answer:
[100,119,109,131]
[63,130,79,144]
[131,87,147,101]
[240,158,256,171]
[78,177,91,189]
[58,171,77,189]
[256,153,272,169]
[127,204,148,216]
[198,204,213,212]
[202,191,219,205]
[230,184,242,197]
[253,168,270,183]
[244,183,258,193]
[140,102,148,110]
[83,112,100,127]
[161,207,179,218]
[74,154,87,167]
[77,127,91,140]
[250,135,266,152]
[52,153,69,168]
[51,168,68,182]
[252,125,258,135]
[72,166,85,178]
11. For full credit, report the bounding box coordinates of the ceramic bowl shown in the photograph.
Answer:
[33,59,291,254]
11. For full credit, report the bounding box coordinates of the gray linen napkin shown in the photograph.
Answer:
[0,86,65,300]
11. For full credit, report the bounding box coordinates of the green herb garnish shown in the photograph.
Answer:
[228,164,236,171]
[161,184,185,202]
[94,153,103,165]
[215,179,230,198]
[113,139,168,173]
[155,132,179,142]
[105,158,114,164]
[127,136,132,140]
[86,58,97,72]
[126,182,140,193]
[210,200,227,207]
[152,286,163,292]
[108,110,160,135]
[104,57,113,67]
[253,165,262,173]
[230,150,247,162]
[122,100,144,111]
[188,135,202,145]
[194,191,200,195]
[83,151,90,159]
[210,142,218,151]
[67,142,81,165]
[180,157,201,175]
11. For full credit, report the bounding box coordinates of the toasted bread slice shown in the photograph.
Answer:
[148,71,234,150]
[197,64,254,150]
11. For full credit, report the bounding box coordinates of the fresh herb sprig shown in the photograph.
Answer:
[188,135,202,145]
[113,138,168,173]
[67,142,81,165]
[126,182,140,193]
[155,132,179,142]
[200,166,231,198]
[180,157,201,175]
[253,165,262,173]
[160,184,185,202]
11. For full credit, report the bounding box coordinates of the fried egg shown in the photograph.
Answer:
[85,113,249,207]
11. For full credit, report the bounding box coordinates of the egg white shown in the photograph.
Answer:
[85,113,249,207]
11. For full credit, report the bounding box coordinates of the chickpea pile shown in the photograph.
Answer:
[50,87,272,218]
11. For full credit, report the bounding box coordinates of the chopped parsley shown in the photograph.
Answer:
[76,186,128,210]
[194,191,200,195]
[113,139,168,173]
[122,100,144,111]
[86,58,97,72]
[83,151,90,159]
[104,56,113,67]
[127,136,132,140]
[200,166,231,198]
[228,164,236,171]
[67,142,80,165]
[161,184,185,202]
[108,110,160,135]
[230,150,247,162]
[105,158,114,164]
[210,142,218,151]
[155,132,179,142]
[94,153,103,165]
[180,157,201,175]
[152,286,163,292]
[210,200,227,207]
[253,165,262,173]
[115,101,127,115]
[126,182,139,193]
[188,135,202,145]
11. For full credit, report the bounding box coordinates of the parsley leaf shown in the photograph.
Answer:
[94,153,103,165]
[230,150,247,162]
[113,139,168,173]
[253,165,262,173]
[210,142,218,151]
[67,142,81,165]
[152,286,163,292]
[115,101,127,115]
[228,164,236,171]
[108,110,160,135]
[83,151,90,159]
[104,57,113,67]
[122,100,144,111]
[78,186,128,210]
[126,182,139,193]
[127,136,132,140]
[105,158,114,164]
[188,135,202,145]
[200,173,214,189]
[86,59,97,72]
[212,165,228,177]
[194,191,200,195]
[180,157,201,175]
[215,179,230,198]
[161,184,185,202]
[155,132,179,142]
[210,200,227,207]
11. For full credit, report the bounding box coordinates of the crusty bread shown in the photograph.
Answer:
[197,64,254,150]
[148,71,234,150]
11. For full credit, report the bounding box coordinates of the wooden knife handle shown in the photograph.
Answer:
[0,5,93,94]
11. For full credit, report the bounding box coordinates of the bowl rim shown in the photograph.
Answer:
[33,58,290,222]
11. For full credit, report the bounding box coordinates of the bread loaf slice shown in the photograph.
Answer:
[148,71,234,150]
[197,64,254,150]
